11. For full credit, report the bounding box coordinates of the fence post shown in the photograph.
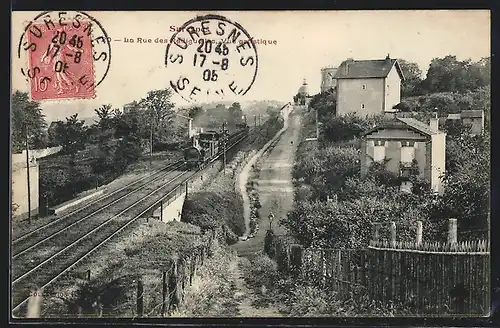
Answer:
[169,259,179,312]
[136,277,144,317]
[160,200,163,222]
[290,244,303,278]
[161,271,169,317]
[390,221,396,248]
[447,218,458,250]
[416,221,423,246]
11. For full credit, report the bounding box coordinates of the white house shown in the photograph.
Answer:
[334,55,405,117]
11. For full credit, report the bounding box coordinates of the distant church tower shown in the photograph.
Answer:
[293,78,313,106]
[320,66,338,93]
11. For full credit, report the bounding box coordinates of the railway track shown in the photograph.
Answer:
[12,159,184,244]
[11,128,252,317]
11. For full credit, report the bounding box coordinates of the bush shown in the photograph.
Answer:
[293,143,360,200]
[401,91,479,115]
[182,191,245,235]
[244,255,279,290]
[170,246,239,317]
[283,183,439,249]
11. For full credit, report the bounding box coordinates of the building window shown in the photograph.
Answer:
[373,141,386,162]
[362,84,366,90]
[361,104,365,109]
[400,141,415,164]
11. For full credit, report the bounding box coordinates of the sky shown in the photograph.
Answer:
[11,10,490,122]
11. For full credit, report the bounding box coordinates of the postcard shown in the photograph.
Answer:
[10,10,491,319]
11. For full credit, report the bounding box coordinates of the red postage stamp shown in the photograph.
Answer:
[27,21,96,100]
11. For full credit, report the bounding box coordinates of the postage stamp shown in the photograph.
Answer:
[165,14,258,103]
[17,11,112,101]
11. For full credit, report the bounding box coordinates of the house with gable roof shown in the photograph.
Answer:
[360,115,446,195]
[334,55,405,116]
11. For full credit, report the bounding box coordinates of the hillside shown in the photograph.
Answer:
[179,100,286,118]
[41,100,286,127]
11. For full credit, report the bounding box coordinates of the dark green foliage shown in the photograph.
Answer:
[293,142,360,200]
[398,59,424,97]
[308,89,336,118]
[11,91,48,152]
[289,84,490,247]
[56,114,88,155]
[421,56,490,94]
[264,229,275,258]
[183,102,246,133]
[182,191,245,236]
[399,92,475,115]
[368,159,400,187]
[60,276,131,316]
[434,133,490,237]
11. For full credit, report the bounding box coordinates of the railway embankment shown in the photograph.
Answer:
[30,119,283,317]
[12,151,182,240]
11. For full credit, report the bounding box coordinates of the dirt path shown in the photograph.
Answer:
[226,108,302,317]
[229,257,282,317]
[237,108,294,238]
[233,110,302,256]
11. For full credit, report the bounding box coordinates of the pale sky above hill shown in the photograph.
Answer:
[11,10,490,121]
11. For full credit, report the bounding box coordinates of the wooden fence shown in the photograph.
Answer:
[129,230,217,317]
[132,238,215,318]
[31,230,218,318]
[267,219,490,316]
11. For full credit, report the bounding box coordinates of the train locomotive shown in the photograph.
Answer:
[183,124,249,170]
[183,131,221,169]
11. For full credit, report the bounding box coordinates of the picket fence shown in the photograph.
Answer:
[267,219,490,316]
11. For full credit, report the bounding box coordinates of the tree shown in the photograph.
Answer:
[94,104,113,131]
[138,89,176,149]
[467,57,491,90]
[435,135,490,236]
[470,85,490,130]
[397,59,424,97]
[283,189,432,249]
[308,90,336,120]
[11,91,47,152]
[47,121,65,146]
[188,106,204,119]
[58,114,87,155]
[139,88,175,122]
[422,56,490,94]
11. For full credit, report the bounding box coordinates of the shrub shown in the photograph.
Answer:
[170,246,239,317]
[293,143,360,200]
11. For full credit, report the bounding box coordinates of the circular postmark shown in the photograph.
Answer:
[17,11,112,101]
[165,14,258,103]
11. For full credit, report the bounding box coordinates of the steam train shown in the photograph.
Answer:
[183,124,249,170]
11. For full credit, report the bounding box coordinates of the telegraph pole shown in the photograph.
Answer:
[254,115,257,129]
[25,123,31,224]
[316,108,320,140]
[150,124,153,157]
[222,122,227,175]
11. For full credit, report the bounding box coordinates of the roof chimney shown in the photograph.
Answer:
[384,111,397,120]
[345,58,354,74]
[386,53,390,60]
[429,116,439,131]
